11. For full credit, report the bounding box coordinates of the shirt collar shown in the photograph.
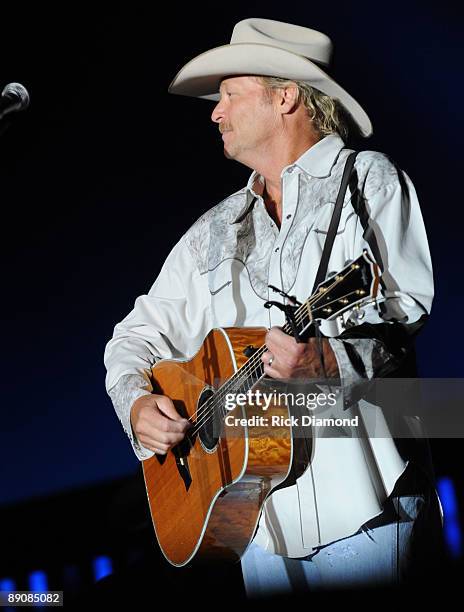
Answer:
[230,173,265,224]
[294,133,347,178]
[231,133,347,224]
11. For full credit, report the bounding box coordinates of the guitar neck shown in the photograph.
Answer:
[217,250,379,403]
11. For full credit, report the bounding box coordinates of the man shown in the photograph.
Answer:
[104,18,443,597]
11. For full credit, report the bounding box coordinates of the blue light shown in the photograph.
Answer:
[437,476,462,558]
[0,578,16,591]
[92,556,113,582]
[28,570,48,592]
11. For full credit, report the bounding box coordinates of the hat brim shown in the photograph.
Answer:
[168,43,372,137]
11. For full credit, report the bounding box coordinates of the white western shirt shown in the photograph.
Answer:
[104,133,434,556]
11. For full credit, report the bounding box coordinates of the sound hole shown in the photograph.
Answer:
[197,386,223,452]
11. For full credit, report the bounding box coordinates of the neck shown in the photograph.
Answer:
[255,132,322,226]
[263,188,282,228]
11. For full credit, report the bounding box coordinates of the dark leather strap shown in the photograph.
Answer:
[311,150,359,294]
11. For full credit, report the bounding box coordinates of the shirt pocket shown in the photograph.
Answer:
[207,259,263,327]
[208,259,233,296]
[312,201,357,236]
[308,201,359,278]
[207,260,236,327]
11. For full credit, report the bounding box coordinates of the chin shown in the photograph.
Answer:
[224,146,236,160]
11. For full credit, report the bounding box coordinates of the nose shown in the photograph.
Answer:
[211,98,225,124]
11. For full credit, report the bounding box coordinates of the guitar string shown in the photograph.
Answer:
[188,268,369,438]
[187,265,370,438]
[188,261,368,435]
[188,287,367,438]
[188,283,330,433]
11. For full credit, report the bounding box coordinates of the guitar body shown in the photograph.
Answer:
[140,251,379,567]
[142,327,294,566]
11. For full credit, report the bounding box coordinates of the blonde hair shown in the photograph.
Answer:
[253,75,353,142]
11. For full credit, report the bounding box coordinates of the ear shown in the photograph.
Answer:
[275,85,299,114]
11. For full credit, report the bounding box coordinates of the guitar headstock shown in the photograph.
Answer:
[309,250,380,321]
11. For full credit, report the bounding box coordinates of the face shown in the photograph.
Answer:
[211,76,279,163]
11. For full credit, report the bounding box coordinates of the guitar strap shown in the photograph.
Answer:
[271,149,362,505]
[311,149,359,294]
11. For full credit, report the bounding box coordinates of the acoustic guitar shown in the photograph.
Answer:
[142,249,380,566]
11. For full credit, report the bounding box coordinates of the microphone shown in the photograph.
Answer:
[0,83,30,121]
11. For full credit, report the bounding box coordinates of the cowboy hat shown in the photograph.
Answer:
[168,18,373,137]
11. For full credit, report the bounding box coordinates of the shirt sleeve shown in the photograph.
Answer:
[107,373,154,460]
[104,234,212,458]
[327,161,434,406]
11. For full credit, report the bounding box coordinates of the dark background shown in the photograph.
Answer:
[0,0,462,602]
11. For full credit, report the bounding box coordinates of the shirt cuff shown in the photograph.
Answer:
[107,372,155,460]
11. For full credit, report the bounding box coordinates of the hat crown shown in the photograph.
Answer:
[230,18,333,67]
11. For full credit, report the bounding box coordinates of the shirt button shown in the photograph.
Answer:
[286,214,292,219]
[274,246,280,252]
[287,167,294,174]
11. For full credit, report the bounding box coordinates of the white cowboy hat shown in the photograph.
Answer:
[168,18,372,138]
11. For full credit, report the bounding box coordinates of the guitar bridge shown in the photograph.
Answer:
[173,445,192,491]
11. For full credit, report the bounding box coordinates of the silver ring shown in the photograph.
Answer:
[268,356,274,366]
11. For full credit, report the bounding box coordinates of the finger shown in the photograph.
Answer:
[152,413,191,438]
[267,327,302,360]
[142,419,188,445]
[151,446,168,455]
[154,397,191,432]
[162,427,192,448]
[265,339,299,369]
[152,430,188,447]
[266,326,284,350]
[261,350,274,365]
[263,362,280,379]
[141,431,184,453]
[152,444,169,455]
[154,395,183,420]
[139,437,170,454]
